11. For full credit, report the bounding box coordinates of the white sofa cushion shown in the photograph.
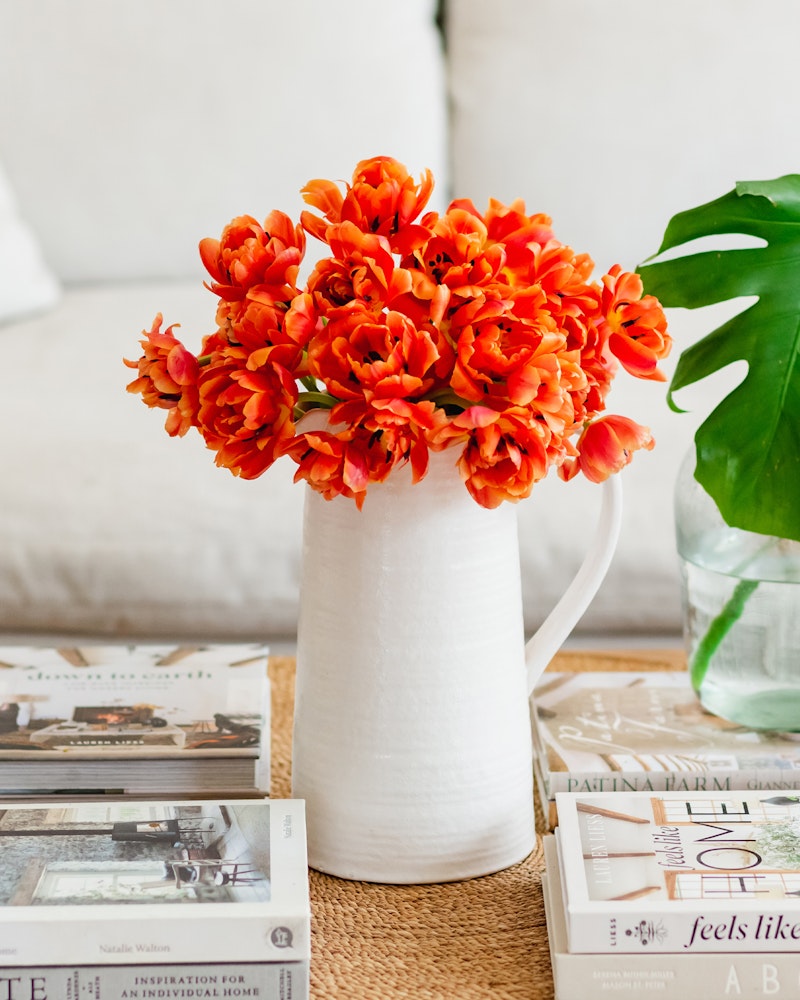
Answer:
[0,280,689,642]
[0,162,60,323]
[448,0,800,636]
[0,282,304,639]
[0,1,450,641]
[0,0,448,285]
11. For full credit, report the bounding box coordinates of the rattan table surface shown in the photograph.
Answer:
[268,648,686,1000]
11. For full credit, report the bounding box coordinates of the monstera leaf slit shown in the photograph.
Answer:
[638,174,800,544]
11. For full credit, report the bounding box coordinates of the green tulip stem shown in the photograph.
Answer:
[294,391,337,417]
[689,578,760,691]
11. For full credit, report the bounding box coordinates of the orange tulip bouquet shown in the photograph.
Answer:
[126,156,671,508]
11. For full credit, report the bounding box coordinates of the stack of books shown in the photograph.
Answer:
[0,642,311,998]
[532,670,800,829]
[0,797,309,994]
[544,789,800,998]
[0,643,272,797]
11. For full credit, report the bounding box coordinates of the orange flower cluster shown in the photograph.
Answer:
[126,157,671,508]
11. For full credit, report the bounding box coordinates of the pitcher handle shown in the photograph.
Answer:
[525,475,623,694]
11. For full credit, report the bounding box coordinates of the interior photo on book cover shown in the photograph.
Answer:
[533,672,800,783]
[0,799,309,968]
[542,834,800,1000]
[556,790,800,953]
[532,671,800,824]
[0,800,272,906]
[563,792,800,902]
[0,644,268,758]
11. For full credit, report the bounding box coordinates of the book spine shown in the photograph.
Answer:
[567,907,800,955]
[553,948,800,998]
[0,962,308,999]
[543,767,800,795]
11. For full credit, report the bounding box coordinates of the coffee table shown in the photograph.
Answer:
[268,647,686,999]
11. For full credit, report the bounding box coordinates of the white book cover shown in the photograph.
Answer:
[556,790,800,953]
[0,644,271,793]
[0,798,309,967]
[543,834,800,998]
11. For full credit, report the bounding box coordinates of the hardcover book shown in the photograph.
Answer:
[555,789,800,954]
[0,644,270,796]
[542,835,800,999]
[532,671,800,829]
[0,797,309,972]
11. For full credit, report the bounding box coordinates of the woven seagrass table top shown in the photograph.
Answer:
[268,648,686,1000]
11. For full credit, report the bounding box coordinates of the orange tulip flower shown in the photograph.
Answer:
[560,414,655,484]
[128,156,671,507]
[601,265,671,381]
[124,315,200,437]
[301,156,434,254]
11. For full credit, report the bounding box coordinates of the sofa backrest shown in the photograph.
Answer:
[0,0,448,285]
[445,0,800,635]
[446,0,800,278]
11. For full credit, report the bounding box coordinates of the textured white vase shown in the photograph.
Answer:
[292,449,621,883]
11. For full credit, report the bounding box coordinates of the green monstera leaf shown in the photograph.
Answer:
[638,174,800,542]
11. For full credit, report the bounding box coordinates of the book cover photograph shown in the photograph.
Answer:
[542,835,800,999]
[0,644,270,794]
[532,671,800,826]
[556,790,800,953]
[0,797,309,967]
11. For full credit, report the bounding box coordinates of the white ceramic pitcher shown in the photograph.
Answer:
[291,447,622,883]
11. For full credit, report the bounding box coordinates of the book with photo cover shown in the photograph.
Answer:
[0,797,309,973]
[0,644,270,796]
[542,835,800,999]
[555,789,800,954]
[532,671,800,829]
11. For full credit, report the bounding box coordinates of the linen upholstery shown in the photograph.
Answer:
[448,0,800,635]
[1,1,800,642]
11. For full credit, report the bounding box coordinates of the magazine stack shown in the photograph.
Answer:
[531,671,800,830]
[0,643,272,797]
[544,789,800,999]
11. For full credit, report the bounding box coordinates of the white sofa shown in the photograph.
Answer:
[1,1,798,645]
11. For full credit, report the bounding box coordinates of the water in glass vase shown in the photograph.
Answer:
[680,529,800,731]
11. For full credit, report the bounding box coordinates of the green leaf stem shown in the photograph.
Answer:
[294,390,337,417]
[689,578,760,691]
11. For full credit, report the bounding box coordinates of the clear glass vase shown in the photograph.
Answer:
[675,448,800,730]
